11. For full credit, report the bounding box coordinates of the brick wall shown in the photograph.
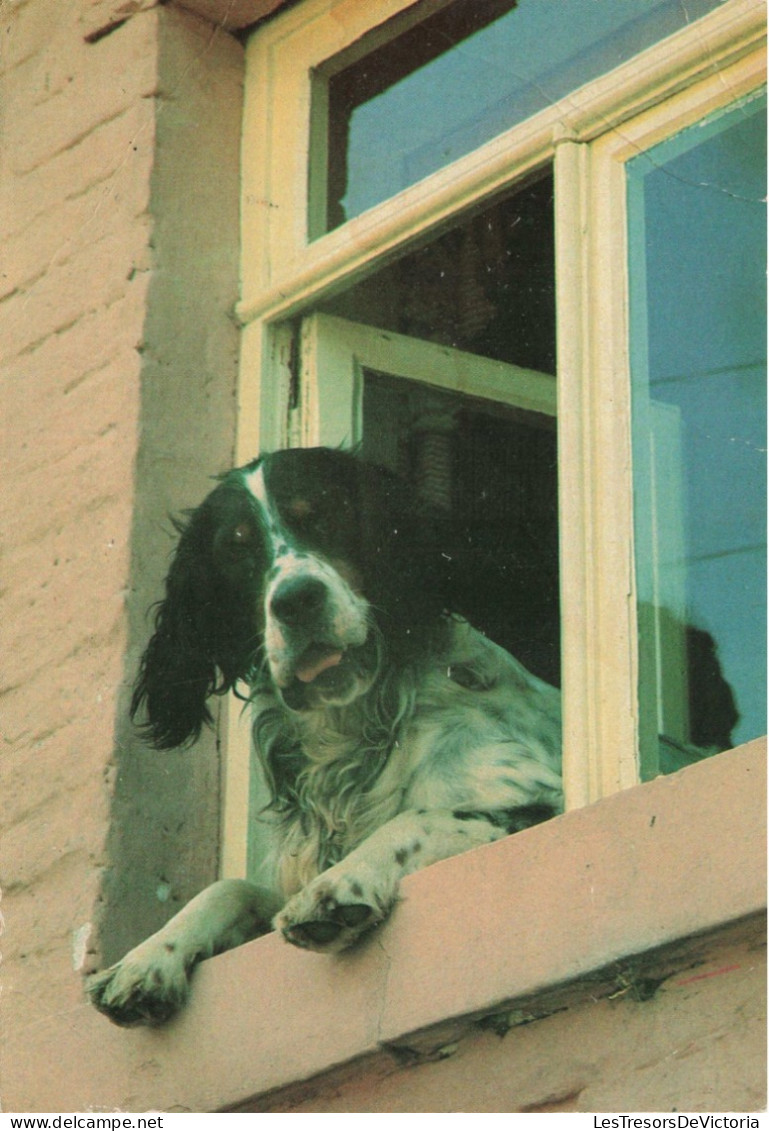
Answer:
[0,0,243,1107]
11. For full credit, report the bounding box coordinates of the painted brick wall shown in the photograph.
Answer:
[0,0,243,1108]
[1,0,156,1048]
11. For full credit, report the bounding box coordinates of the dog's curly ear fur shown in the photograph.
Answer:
[130,511,222,750]
[131,478,263,750]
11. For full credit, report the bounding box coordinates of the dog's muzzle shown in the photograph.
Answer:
[265,568,372,708]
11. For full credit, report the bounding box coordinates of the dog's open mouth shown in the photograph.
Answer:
[281,642,370,710]
[295,643,345,685]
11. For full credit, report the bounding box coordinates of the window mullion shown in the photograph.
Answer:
[555,136,641,809]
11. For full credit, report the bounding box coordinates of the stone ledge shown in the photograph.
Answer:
[232,913,765,1112]
[48,736,763,1113]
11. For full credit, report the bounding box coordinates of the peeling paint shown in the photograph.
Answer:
[72,921,92,970]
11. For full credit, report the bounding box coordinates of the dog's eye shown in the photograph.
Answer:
[232,523,254,545]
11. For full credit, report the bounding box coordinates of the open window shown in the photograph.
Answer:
[226,0,767,878]
[300,309,559,683]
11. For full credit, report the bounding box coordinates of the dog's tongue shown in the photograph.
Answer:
[295,646,344,684]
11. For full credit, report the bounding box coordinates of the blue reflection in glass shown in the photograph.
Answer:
[628,95,767,768]
[328,0,723,228]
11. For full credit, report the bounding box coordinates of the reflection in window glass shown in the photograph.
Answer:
[362,372,560,687]
[628,96,767,777]
[319,0,723,233]
[321,175,555,373]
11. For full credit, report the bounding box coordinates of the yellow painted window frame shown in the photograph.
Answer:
[222,0,767,878]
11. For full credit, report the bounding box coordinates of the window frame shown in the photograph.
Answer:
[223,0,767,876]
[626,91,767,775]
[297,312,557,446]
[554,54,766,807]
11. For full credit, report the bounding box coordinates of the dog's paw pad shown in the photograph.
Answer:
[276,877,389,952]
[335,903,373,927]
[281,902,376,949]
[285,919,344,947]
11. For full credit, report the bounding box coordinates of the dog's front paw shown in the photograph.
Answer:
[86,937,191,1027]
[275,867,397,953]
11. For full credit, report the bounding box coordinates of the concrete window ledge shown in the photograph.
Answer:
[50,739,765,1112]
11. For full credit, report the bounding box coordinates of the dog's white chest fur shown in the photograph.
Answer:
[270,618,562,895]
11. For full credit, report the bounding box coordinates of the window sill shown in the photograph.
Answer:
[66,739,764,1112]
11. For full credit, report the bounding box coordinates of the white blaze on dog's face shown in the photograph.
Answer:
[244,462,374,709]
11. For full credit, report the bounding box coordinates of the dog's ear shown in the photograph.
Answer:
[130,481,261,750]
[130,509,221,749]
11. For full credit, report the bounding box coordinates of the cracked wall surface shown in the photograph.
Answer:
[235,920,766,1113]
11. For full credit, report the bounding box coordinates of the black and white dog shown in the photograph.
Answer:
[88,447,562,1025]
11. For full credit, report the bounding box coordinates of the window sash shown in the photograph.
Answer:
[554,48,765,808]
[296,312,556,448]
[239,0,764,321]
[223,0,767,875]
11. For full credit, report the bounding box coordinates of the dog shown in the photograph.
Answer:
[87,447,563,1025]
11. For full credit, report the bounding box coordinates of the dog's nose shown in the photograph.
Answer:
[270,576,327,625]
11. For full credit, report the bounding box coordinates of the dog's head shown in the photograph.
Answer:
[132,448,456,748]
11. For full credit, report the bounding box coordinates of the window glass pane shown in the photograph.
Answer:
[320,175,555,373]
[628,96,767,777]
[362,373,560,686]
[319,0,723,233]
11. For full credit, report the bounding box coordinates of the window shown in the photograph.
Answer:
[227,0,766,877]
[628,95,767,778]
[315,0,724,233]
